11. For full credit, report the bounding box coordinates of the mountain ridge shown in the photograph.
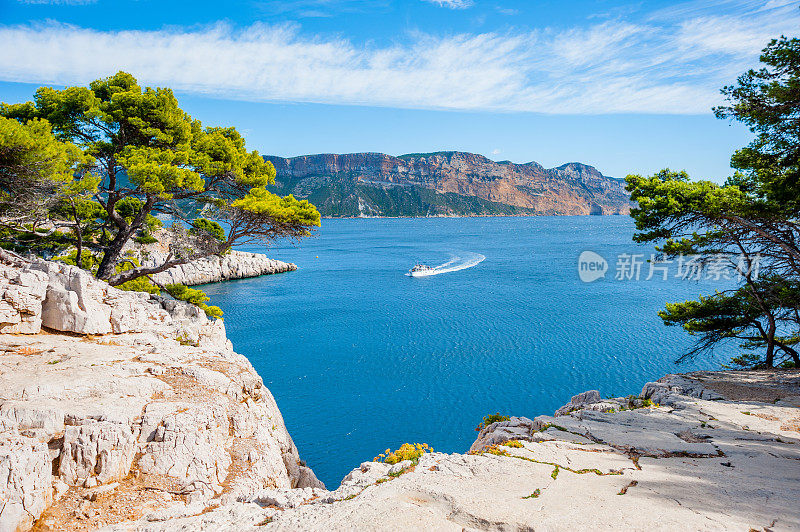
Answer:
[265,151,632,217]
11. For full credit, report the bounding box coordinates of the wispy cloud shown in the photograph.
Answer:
[16,0,96,4]
[255,0,390,18]
[422,0,474,9]
[495,7,519,16]
[0,0,797,114]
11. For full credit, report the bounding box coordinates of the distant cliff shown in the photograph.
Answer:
[264,151,631,217]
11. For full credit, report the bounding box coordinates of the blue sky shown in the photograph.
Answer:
[1,0,798,180]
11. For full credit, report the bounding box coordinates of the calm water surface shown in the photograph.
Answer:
[202,217,724,487]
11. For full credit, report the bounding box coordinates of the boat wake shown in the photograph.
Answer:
[407,253,485,277]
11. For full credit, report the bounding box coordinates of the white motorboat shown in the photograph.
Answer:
[408,264,435,277]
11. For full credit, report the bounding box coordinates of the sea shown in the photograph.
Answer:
[201,216,728,487]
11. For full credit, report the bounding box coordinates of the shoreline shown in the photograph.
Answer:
[319,212,626,220]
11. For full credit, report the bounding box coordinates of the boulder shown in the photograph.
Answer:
[554,389,604,416]
[0,258,48,334]
[470,416,537,452]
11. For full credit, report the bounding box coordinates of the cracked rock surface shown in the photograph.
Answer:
[108,370,800,531]
[0,253,321,532]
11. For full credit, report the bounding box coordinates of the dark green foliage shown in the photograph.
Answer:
[2,72,319,285]
[627,37,800,368]
[133,231,158,244]
[0,226,70,256]
[714,37,800,217]
[191,218,226,242]
[164,283,223,319]
[475,413,511,431]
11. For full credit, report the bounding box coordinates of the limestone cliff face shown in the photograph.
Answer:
[149,251,296,287]
[106,370,800,531]
[265,151,631,217]
[124,230,297,287]
[0,251,321,532]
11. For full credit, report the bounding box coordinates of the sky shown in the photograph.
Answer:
[0,0,798,181]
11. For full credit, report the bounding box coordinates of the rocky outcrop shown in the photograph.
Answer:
[108,370,799,531]
[125,232,297,287]
[0,262,47,334]
[149,251,296,287]
[0,252,321,532]
[265,151,632,217]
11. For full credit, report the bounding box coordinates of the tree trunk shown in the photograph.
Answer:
[96,228,131,280]
[765,318,776,368]
[70,200,83,269]
[75,226,83,269]
[96,194,155,281]
[776,341,800,367]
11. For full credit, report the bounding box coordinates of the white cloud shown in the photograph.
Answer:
[422,0,473,9]
[492,149,501,155]
[0,0,797,115]
[495,7,518,16]
[17,0,96,4]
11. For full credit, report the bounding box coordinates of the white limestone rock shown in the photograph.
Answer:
[641,374,724,405]
[0,255,48,334]
[0,255,318,531]
[554,389,605,416]
[59,421,138,485]
[470,416,537,452]
[149,251,296,287]
[138,403,232,487]
[240,487,324,509]
[0,434,52,532]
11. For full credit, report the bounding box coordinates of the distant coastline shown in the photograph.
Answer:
[319,211,625,220]
[265,151,632,218]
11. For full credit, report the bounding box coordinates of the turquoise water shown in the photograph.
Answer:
[202,216,724,487]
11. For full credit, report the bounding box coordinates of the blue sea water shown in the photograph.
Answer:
[202,216,726,487]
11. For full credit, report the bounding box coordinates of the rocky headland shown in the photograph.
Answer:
[149,252,296,287]
[1,253,798,531]
[265,151,632,217]
[0,251,319,531]
[125,230,297,287]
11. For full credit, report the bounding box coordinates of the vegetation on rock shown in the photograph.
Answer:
[475,412,510,431]
[374,443,432,465]
[0,72,319,283]
[0,72,320,318]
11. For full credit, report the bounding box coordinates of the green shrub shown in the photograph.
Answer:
[54,249,98,271]
[115,259,160,295]
[191,218,226,242]
[133,230,158,244]
[475,412,510,431]
[164,283,223,319]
